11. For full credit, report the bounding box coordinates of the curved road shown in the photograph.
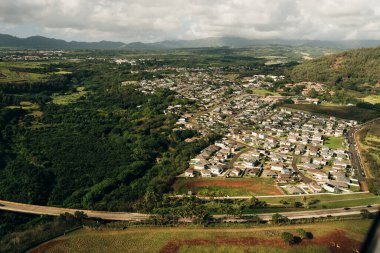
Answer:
[1,199,378,221]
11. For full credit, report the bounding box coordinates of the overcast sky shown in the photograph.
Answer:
[0,0,379,42]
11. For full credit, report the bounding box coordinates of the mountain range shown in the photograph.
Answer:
[1,33,380,50]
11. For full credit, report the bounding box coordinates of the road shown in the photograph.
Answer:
[214,204,380,221]
[1,199,379,222]
[292,156,312,183]
[0,200,150,221]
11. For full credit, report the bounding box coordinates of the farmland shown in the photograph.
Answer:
[173,177,283,196]
[30,220,371,253]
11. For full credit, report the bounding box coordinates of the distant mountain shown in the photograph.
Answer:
[125,37,380,50]
[1,34,380,50]
[0,34,125,49]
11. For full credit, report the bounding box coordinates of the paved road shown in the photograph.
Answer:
[347,117,380,182]
[1,199,379,222]
[214,204,380,221]
[0,200,150,221]
[292,156,312,183]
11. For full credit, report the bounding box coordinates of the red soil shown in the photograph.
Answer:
[159,230,361,253]
[184,179,283,195]
[28,239,66,253]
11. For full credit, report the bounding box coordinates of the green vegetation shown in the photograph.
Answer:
[29,220,371,253]
[281,104,380,122]
[52,86,87,104]
[250,89,280,96]
[173,177,282,196]
[325,136,345,149]
[357,119,380,194]
[363,95,380,104]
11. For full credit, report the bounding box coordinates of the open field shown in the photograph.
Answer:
[281,104,380,122]
[251,89,280,96]
[258,193,380,209]
[0,61,48,83]
[52,87,87,105]
[324,136,345,149]
[173,177,283,196]
[363,95,380,104]
[30,220,371,253]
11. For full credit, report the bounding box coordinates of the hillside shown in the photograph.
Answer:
[290,46,380,89]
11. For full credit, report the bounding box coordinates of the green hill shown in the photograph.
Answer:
[290,46,380,91]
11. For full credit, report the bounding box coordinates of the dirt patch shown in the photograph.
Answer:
[159,230,361,253]
[184,179,283,195]
[28,239,67,253]
[332,56,344,70]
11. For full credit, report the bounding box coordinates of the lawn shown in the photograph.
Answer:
[173,177,283,196]
[281,104,380,122]
[251,89,280,96]
[324,136,345,149]
[30,220,372,253]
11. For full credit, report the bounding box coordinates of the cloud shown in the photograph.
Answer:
[0,0,379,42]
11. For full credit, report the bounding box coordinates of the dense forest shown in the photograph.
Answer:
[0,61,217,214]
[290,46,380,92]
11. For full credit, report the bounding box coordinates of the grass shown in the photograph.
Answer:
[0,61,48,83]
[251,89,280,96]
[52,87,87,105]
[173,177,283,196]
[258,192,380,209]
[324,136,345,149]
[281,104,380,122]
[31,220,372,253]
[363,95,380,104]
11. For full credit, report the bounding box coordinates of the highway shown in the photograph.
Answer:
[214,204,380,221]
[1,199,379,222]
[0,200,150,221]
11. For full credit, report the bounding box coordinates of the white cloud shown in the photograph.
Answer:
[0,0,379,42]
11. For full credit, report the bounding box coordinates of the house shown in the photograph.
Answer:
[308,146,319,156]
[295,144,306,155]
[245,167,261,177]
[307,169,328,181]
[309,182,322,193]
[230,168,242,177]
[271,162,285,171]
[185,169,195,177]
[262,170,278,178]
[322,183,337,193]
[277,173,292,183]
[201,169,212,177]
[209,165,224,175]
[286,186,303,195]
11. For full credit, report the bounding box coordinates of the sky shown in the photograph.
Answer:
[0,0,379,43]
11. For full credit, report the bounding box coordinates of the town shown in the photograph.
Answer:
[137,68,359,196]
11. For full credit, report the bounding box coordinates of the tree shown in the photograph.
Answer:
[272,213,288,224]
[296,228,307,239]
[281,232,295,245]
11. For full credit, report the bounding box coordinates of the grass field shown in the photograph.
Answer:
[173,177,283,196]
[258,192,380,209]
[0,61,48,83]
[363,95,380,104]
[30,220,372,253]
[52,87,87,105]
[282,104,380,122]
[324,136,345,149]
[251,89,280,96]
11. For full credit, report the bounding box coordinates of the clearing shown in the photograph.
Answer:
[30,220,371,253]
[173,177,283,196]
[324,136,345,150]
